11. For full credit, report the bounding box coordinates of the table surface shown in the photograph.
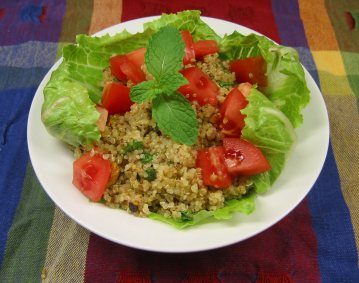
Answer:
[1,1,359,282]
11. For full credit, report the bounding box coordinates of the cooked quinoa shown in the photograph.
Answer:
[77,54,252,219]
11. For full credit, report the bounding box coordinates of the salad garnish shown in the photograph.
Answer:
[40,10,310,228]
[130,26,198,145]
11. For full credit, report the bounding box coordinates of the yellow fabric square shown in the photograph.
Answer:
[312,51,347,76]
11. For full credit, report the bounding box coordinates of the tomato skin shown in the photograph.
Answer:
[223,138,271,176]
[126,47,146,70]
[229,56,267,87]
[178,67,219,106]
[73,153,111,202]
[101,82,133,115]
[196,146,233,188]
[220,87,248,137]
[110,50,146,84]
[181,31,195,65]
[109,55,127,81]
[193,40,219,58]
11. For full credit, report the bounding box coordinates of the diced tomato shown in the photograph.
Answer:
[109,55,127,81]
[181,31,195,65]
[193,40,219,59]
[126,47,146,70]
[95,105,108,132]
[196,146,233,188]
[178,67,219,106]
[223,138,271,176]
[229,56,267,87]
[110,49,146,84]
[220,87,248,137]
[73,152,111,202]
[101,82,133,114]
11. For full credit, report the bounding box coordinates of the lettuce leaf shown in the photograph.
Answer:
[62,29,154,103]
[220,32,310,128]
[144,10,220,42]
[241,88,296,192]
[148,210,213,229]
[41,62,101,146]
[148,190,256,228]
[213,191,256,219]
[42,25,154,146]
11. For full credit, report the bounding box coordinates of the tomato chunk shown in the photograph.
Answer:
[196,146,233,188]
[101,82,133,114]
[110,49,146,84]
[126,47,146,70]
[181,31,195,65]
[223,138,271,176]
[95,105,108,132]
[193,40,219,59]
[220,87,248,137]
[109,55,127,81]
[229,56,267,87]
[73,152,111,202]
[178,67,219,106]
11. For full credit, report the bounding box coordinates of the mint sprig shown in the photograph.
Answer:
[145,26,186,79]
[130,26,198,145]
[130,80,163,103]
[152,92,198,145]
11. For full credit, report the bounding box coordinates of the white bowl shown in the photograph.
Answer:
[27,16,329,253]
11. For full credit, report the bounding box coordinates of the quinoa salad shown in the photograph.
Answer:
[78,54,251,219]
[41,11,310,228]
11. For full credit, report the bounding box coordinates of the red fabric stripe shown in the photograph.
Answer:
[122,0,280,42]
[256,271,294,283]
[0,8,5,19]
[84,200,320,282]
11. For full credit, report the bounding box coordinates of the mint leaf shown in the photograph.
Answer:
[145,26,185,80]
[130,80,163,103]
[158,72,188,93]
[130,73,187,103]
[152,92,198,145]
[130,26,198,146]
[130,27,187,104]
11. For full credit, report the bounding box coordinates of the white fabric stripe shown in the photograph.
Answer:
[0,41,58,68]
[42,207,90,283]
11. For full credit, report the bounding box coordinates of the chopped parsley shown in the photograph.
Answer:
[123,140,144,154]
[145,168,157,181]
[218,80,234,88]
[141,152,154,164]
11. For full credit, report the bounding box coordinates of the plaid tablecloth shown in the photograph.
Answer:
[1,0,359,282]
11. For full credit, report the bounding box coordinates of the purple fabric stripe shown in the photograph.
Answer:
[271,0,319,84]
[0,0,66,45]
[271,0,309,47]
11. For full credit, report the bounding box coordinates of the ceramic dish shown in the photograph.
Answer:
[27,16,329,253]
